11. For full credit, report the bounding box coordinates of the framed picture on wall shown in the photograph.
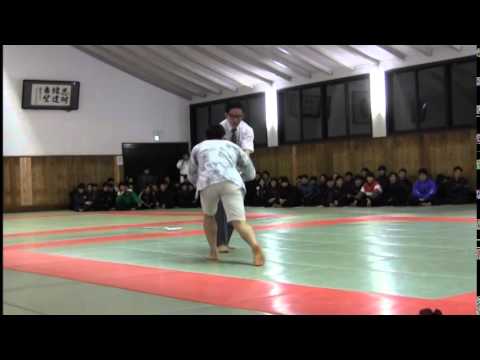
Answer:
[22,80,80,111]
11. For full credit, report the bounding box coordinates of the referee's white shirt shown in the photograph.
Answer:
[220,119,255,153]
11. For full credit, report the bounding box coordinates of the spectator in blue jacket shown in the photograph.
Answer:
[410,168,437,206]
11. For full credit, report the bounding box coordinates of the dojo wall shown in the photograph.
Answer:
[252,128,475,184]
[3,45,189,211]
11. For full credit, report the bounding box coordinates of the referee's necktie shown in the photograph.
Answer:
[230,128,238,145]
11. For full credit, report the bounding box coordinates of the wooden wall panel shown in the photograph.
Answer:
[4,155,117,212]
[3,157,21,210]
[249,128,475,184]
[3,128,474,213]
[19,157,33,206]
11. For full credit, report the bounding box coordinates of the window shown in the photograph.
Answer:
[390,71,417,132]
[451,60,476,127]
[246,96,267,146]
[301,87,323,140]
[194,105,209,143]
[279,89,301,143]
[190,93,267,147]
[326,83,347,137]
[210,102,226,124]
[278,75,371,144]
[418,66,447,129]
[348,78,371,135]
[387,56,475,133]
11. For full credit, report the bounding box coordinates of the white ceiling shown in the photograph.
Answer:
[72,45,467,100]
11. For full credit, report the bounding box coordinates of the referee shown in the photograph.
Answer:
[216,102,254,253]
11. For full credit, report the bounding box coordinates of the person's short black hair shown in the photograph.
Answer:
[345,172,353,177]
[280,176,289,183]
[300,174,309,179]
[453,166,463,172]
[335,176,344,182]
[361,167,370,172]
[354,175,364,181]
[102,182,109,187]
[262,171,270,176]
[389,172,398,178]
[225,102,244,114]
[419,308,442,315]
[107,178,114,182]
[206,124,226,140]
[378,165,386,171]
[366,172,375,178]
[326,177,334,182]
[309,176,318,181]
[399,168,407,173]
[78,183,85,189]
[119,182,126,187]
[418,168,429,176]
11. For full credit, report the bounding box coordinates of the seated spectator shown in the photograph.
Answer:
[137,168,157,193]
[278,177,298,207]
[97,183,116,210]
[360,167,370,179]
[157,182,175,209]
[176,182,195,208]
[332,176,349,207]
[295,176,302,188]
[139,185,156,209]
[107,178,119,192]
[126,177,136,192]
[322,177,336,207]
[72,183,88,212]
[84,183,97,211]
[266,178,280,207]
[435,174,450,205]
[350,176,365,206]
[163,176,173,190]
[308,177,323,205]
[187,183,200,208]
[376,165,389,193]
[384,172,409,206]
[356,172,383,207]
[410,168,437,206]
[398,168,412,195]
[262,171,271,185]
[297,175,311,206]
[151,184,160,207]
[116,182,141,210]
[344,172,355,195]
[446,166,474,204]
[252,178,268,207]
[332,173,339,182]
[245,173,261,206]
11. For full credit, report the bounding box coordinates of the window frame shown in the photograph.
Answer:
[277,74,372,146]
[386,55,476,135]
[189,92,268,148]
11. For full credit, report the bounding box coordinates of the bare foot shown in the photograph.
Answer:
[252,245,265,267]
[207,253,219,261]
[227,245,236,250]
[218,245,229,253]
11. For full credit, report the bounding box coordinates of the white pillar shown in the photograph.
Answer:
[265,85,279,147]
[369,67,387,138]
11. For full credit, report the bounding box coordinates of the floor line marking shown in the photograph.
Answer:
[3,249,475,315]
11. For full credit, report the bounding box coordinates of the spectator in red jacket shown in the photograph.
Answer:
[355,172,383,207]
